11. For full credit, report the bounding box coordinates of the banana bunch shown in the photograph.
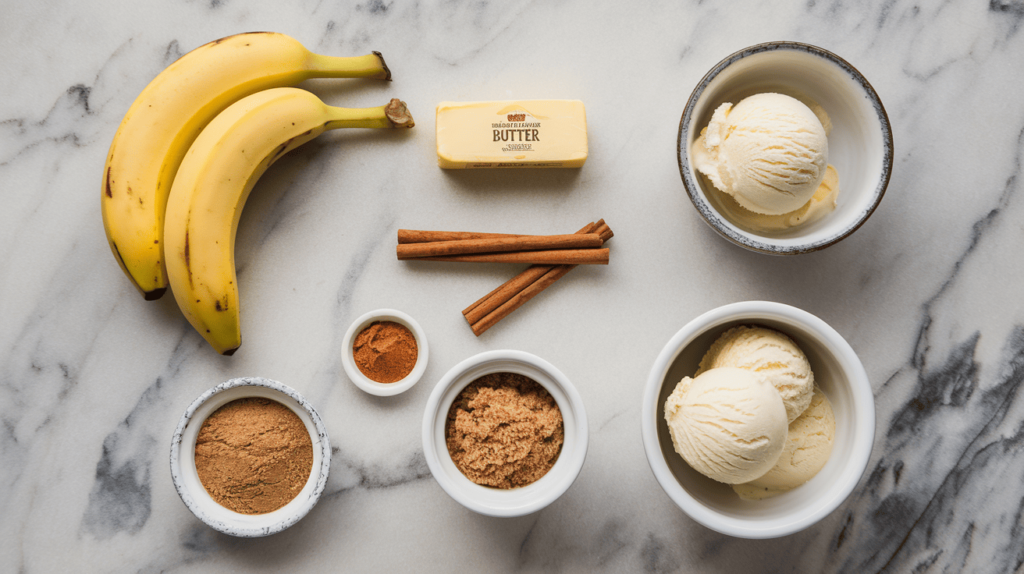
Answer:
[102,33,414,355]
[165,90,412,354]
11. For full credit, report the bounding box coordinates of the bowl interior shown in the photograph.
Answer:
[342,309,428,396]
[426,356,584,516]
[681,45,890,250]
[174,384,326,535]
[655,315,860,522]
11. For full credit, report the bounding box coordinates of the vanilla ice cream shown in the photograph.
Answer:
[698,326,814,423]
[664,367,788,484]
[732,386,836,500]
[691,93,829,216]
[715,165,840,233]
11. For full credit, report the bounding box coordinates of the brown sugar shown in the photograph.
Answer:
[194,398,313,514]
[445,372,563,489]
[353,321,418,383]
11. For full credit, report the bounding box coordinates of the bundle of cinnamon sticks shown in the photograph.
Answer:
[397,220,613,335]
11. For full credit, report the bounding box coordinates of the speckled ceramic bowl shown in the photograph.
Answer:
[641,302,874,538]
[170,377,331,537]
[678,42,893,255]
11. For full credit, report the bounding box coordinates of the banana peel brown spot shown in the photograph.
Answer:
[270,141,290,162]
[215,300,223,311]
[111,240,127,270]
[183,230,193,290]
[143,287,166,301]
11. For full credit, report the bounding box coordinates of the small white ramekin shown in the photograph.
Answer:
[169,377,331,537]
[641,301,874,539]
[341,309,429,396]
[422,350,588,517]
[678,42,893,254]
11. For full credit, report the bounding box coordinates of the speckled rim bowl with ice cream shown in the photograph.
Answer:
[677,42,893,255]
[422,350,588,517]
[169,377,331,537]
[640,302,874,539]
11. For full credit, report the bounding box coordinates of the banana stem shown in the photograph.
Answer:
[306,52,391,80]
[324,99,415,129]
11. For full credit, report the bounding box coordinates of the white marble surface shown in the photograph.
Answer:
[2,0,1024,572]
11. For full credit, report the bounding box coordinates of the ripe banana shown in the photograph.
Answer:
[164,88,414,355]
[102,32,391,300]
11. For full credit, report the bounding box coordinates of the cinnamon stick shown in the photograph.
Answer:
[463,221,598,324]
[471,264,576,336]
[397,234,603,259]
[398,230,525,244]
[406,248,609,265]
[467,219,611,336]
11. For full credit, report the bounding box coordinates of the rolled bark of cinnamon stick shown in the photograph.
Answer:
[398,230,525,244]
[471,264,577,336]
[463,221,599,324]
[464,266,551,323]
[397,233,603,259]
[405,248,609,265]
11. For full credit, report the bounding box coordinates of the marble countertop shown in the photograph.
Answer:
[3,1,1024,572]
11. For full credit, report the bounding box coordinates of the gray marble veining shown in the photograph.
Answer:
[2,0,1024,572]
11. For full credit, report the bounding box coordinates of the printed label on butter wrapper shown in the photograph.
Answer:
[436,100,588,169]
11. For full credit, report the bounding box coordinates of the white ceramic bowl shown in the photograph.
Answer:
[678,42,893,254]
[641,301,874,538]
[170,377,331,537]
[422,350,588,517]
[341,309,429,396]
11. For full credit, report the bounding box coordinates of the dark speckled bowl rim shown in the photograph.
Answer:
[677,41,894,255]
[169,377,331,538]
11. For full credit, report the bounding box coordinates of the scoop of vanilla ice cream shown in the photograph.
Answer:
[732,386,836,500]
[698,326,814,423]
[664,367,788,484]
[691,93,828,215]
[715,164,840,233]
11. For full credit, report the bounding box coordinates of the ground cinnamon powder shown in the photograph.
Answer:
[353,321,418,383]
[194,398,313,515]
[445,372,564,489]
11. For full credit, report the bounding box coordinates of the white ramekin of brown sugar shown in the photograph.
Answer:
[169,376,331,537]
[422,350,589,517]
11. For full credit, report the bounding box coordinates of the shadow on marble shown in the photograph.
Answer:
[442,168,583,196]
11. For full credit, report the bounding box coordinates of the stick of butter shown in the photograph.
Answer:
[436,100,588,169]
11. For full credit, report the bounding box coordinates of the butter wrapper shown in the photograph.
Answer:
[436,100,588,169]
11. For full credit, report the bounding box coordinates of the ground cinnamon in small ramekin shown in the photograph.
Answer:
[194,398,313,514]
[353,321,418,383]
[445,372,563,489]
